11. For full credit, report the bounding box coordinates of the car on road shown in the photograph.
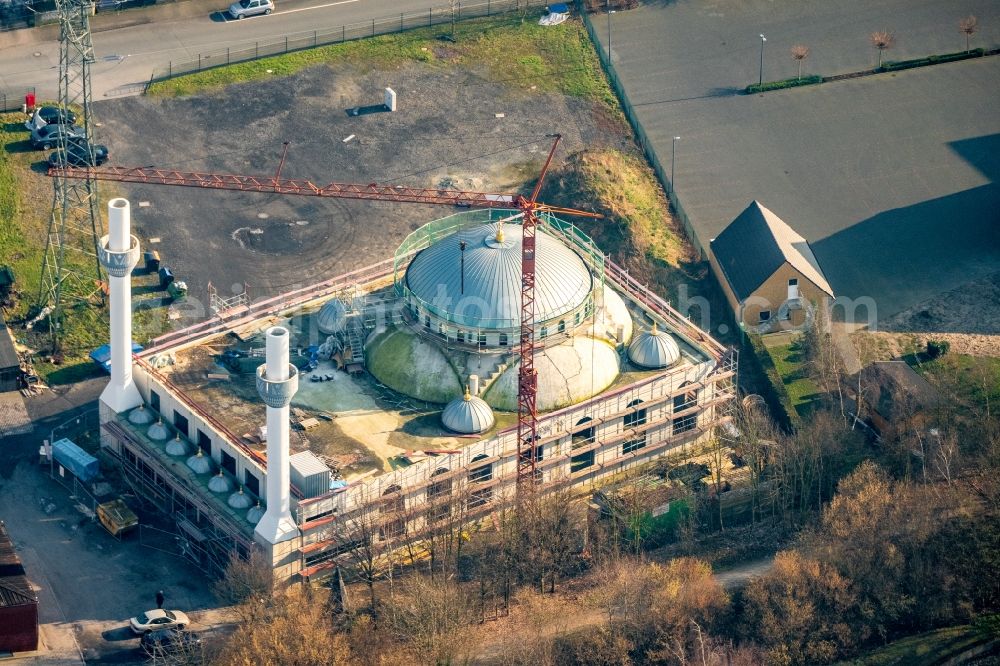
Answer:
[47,139,110,167]
[228,0,273,19]
[24,106,78,132]
[29,123,84,150]
[140,628,202,657]
[129,609,190,635]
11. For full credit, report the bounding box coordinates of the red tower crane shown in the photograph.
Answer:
[49,135,601,487]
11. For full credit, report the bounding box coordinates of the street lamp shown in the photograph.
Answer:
[671,136,680,194]
[758,34,767,86]
[606,0,614,60]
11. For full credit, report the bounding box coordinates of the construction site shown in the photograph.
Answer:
[95,193,735,582]
[6,0,735,587]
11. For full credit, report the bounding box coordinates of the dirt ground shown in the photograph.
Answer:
[861,270,1000,359]
[93,60,625,307]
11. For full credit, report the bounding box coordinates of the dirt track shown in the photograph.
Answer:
[94,61,626,306]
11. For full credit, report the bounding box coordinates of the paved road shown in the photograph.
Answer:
[0,0,503,98]
[595,0,1000,323]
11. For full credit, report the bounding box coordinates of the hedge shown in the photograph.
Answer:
[741,333,801,432]
[882,48,985,72]
[745,75,822,94]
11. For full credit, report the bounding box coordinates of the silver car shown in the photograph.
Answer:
[129,609,191,635]
[228,0,273,19]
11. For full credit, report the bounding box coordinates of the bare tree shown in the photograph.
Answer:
[212,549,274,624]
[870,30,895,68]
[959,15,979,52]
[790,45,810,81]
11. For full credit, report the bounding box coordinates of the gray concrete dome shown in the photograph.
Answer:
[228,487,253,509]
[208,471,233,493]
[128,405,154,425]
[246,502,265,524]
[165,434,189,456]
[405,222,593,330]
[147,419,169,441]
[186,448,213,475]
[316,299,347,334]
[628,324,681,369]
[441,389,495,434]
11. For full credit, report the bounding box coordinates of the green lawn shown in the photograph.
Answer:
[906,352,1000,414]
[762,335,823,418]
[149,15,616,109]
[839,616,999,665]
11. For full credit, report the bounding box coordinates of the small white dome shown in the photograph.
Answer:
[165,434,189,456]
[228,487,253,509]
[316,299,347,334]
[246,502,265,524]
[627,323,681,369]
[186,448,213,475]
[128,405,154,425]
[441,388,495,434]
[147,420,169,441]
[208,471,233,493]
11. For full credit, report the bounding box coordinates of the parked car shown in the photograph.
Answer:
[129,609,190,635]
[47,139,109,167]
[140,628,202,657]
[29,123,84,150]
[24,106,78,132]
[228,0,273,19]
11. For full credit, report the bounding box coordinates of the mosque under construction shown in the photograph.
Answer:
[97,199,736,582]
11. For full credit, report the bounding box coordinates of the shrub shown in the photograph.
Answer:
[881,48,984,71]
[745,75,822,94]
[743,333,801,431]
[926,339,950,359]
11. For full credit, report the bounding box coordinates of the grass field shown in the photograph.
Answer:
[1,113,170,384]
[761,334,823,418]
[906,352,1000,414]
[149,15,617,109]
[839,615,999,665]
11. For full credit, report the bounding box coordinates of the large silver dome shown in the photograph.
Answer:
[628,324,681,369]
[405,222,592,330]
[441,389,495,434]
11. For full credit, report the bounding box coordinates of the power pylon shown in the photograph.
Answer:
[37,0,104,352]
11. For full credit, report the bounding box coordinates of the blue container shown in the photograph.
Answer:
[52,438,99,482]
[90,342,144,373]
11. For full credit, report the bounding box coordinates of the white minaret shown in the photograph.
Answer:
[99,198,142,414]
[254,326,300,545]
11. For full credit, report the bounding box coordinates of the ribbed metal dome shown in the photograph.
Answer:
[228,487,253,509]
[441,388,495,434]
[208,471,233,493]
[128,405,154,425]
[147,420,169,441]
[627,323,681,369]
[165,434,189,457]
[405,223,592,329]
[186,448,213,475]
[316,299,347,334]
[246,502,265,524]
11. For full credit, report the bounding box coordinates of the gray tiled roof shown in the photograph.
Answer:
[710,201,833,302]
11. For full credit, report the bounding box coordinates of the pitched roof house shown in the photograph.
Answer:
[709,201,833,331]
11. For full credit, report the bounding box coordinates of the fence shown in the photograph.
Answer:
[148,0,547,85]
[574,1,704,259]
[0,87,35,112]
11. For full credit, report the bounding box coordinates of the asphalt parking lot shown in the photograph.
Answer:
[596,0,1000,325]
[0,460,221,664]
[93,60,624,313]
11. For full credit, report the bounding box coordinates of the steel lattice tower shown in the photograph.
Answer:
[37,0,104,352]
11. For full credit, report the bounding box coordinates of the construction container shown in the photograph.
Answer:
[290,451,331,498]
[52,438,99,482]
[143,250,160,273]
[157,266,174,289]
[96,499,138,537]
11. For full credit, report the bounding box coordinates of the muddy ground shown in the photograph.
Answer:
[94,61,626,310]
